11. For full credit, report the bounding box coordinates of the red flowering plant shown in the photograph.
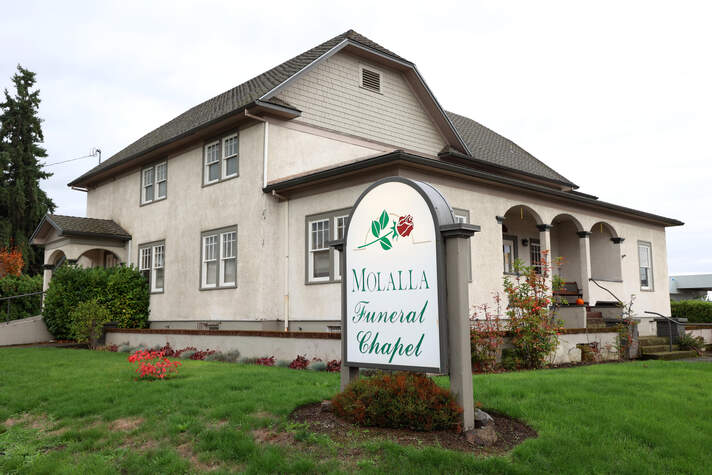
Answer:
[128,349,181,380]
[0,245,24,277]
[469,297,506,373]
[504,252,563,369]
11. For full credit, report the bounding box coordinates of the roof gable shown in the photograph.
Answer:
[30,214,132,244]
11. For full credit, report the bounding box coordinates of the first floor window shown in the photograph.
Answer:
[139,241,165,293]
[202,226,238,289]
[306,209,351,283]
[638,241,653,290]
[503,235,517,274]
[530,238,541,274]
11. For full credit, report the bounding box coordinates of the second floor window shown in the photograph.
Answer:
[204,132,239,186]
[142,162,167,204]
[638,241,653,290]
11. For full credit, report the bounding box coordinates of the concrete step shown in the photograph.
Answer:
[639,336,670,346]
[641,344,680,354]
[642,350,698,360]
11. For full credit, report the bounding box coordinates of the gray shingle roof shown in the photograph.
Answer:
[47,215,131,240]
[446,111,575,187]
[69,30,402,187]
[69,29,574,190]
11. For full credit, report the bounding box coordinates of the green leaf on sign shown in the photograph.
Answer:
[371,220,381,238]
[380,237,392,250]
[379,210,390,230]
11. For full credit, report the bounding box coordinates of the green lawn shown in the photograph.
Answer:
[0,348,710,474]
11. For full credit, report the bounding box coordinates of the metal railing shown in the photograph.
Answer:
[644,311,683,352]
[0,291,45,322]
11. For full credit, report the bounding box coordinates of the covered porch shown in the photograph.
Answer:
[30,214,132,290]
[499,206,625,329]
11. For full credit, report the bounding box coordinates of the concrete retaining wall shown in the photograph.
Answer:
[0,316,54,347]
[106,329,341,361]
[107,328,620,365]
[687,327,712,345]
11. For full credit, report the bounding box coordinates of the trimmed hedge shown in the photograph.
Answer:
[0,274,43,321]
[671,300,712,323]
[43,265,149,339]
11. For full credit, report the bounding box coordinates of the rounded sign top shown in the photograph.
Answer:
[343,178,453,372]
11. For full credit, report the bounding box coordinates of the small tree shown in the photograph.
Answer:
[504,255,563,369]
[70,299,112,349]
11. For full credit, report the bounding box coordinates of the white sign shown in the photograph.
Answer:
[344,180,445,372]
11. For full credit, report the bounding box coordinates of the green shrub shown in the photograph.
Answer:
[671,300,712,323]
[0,274,42,321]
[332,372,463,431]
[309,361,327,371]
[69,299,112,349]
[677,332,705,355]
[43,265,149,339]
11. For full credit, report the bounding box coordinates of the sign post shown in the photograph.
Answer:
[332,177,480,430]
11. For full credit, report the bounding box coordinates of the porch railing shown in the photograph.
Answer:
[0,291,45,322]
[644,311,684,352]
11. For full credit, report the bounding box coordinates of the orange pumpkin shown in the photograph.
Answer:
[575,298,585,306]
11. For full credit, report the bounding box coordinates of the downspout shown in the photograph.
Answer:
[271,191,290,330]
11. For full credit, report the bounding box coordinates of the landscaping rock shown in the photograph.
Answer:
[320,400,333,413]
[474,408,494,428]
[465,424,497,446]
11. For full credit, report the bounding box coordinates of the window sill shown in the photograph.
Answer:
[305,279,342,286]
[140,196,167,207]
[199,285,238,292]
[202,174,239,188]
[150,289,164,295]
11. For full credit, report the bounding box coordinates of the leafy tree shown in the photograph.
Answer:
[0,65,55,274]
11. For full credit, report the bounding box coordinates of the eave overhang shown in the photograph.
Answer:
[263,150,684,228]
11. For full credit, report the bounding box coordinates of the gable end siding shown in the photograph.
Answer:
[274,52,447,156]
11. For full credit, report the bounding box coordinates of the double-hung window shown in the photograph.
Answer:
[201,226,238,289]
[203,132,239,185]
[530,238,542,274]
[306,209,350,283]
[638,241,653,290]
[453,209,472,282]
[139,241,165,293]
[502,234,517,274]
[141,162,167,204]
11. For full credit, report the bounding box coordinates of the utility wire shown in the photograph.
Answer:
[44,153,97,167]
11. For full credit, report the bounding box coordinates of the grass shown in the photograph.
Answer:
[0,348,710,474]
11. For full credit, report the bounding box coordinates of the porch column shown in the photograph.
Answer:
[537,224,553,292]
[577,232,592,304]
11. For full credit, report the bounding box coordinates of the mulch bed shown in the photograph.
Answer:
[290,402,537,455]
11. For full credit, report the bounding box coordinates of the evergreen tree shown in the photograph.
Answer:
[0,65,55,273]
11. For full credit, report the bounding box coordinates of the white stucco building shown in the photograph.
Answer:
[31,30,682,337]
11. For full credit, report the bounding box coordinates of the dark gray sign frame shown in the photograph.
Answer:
[338,177,455,374]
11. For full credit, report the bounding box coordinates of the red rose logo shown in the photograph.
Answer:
[396,215,414,237]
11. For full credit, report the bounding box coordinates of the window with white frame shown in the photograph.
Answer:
[201,226,237,289]
[453,208,472,282]
[223,134,238,178]
[503,234,517,274]
[334,215,349,279]
[203,132,239,185]
[139,241,165,293]
[638,241,653,290]
[141,162,167,204]
[530,238,542,274]
[306,209,350,283]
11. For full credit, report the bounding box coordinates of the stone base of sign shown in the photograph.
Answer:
[465,425,498,447]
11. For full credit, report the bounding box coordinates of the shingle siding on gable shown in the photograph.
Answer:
[275,52,447,156]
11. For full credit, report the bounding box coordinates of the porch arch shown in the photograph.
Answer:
[589,222,622,281]
[550,214,583,285]
[500,205,544,273]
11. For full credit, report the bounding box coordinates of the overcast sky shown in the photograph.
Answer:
[1,1,709,275]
